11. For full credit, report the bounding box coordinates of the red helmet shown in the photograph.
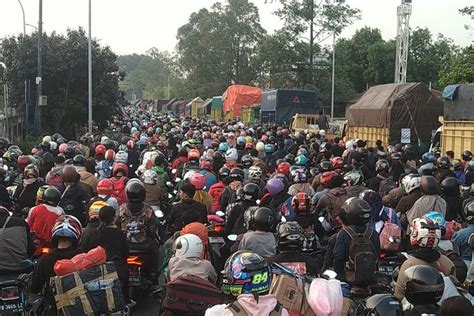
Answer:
[188,149,200,161]
[126,140,135,150]
[245,142,254,150]
[112,162,128,177]
[59,143,69,154]
[320,171,337,187]
[24,164,39,179]
[105,149,115,161]
[330,157,344,169]
[200,160,212,171]
[190,173,206,190]
[291,192,312,214]
[97,178,114,196]
[276,162,291,176]
[281,129,290,137]
[17,155,32,169]
[95,144,106,156]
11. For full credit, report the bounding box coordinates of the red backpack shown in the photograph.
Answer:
[46,167,63,188]
[111,177,127,205]
[379,209,402,252]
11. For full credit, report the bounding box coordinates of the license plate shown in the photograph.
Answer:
[0,301,24,312]
[208,237,224,244]
[379,266,394,273]
[129,276,141,286]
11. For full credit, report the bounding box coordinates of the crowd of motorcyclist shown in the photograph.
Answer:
[0,106,473,315]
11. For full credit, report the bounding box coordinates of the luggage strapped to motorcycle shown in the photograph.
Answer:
[227,300,283,316]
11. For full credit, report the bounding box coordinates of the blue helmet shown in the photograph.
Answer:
[422,152,435,164]
[264,143,275,153]
[424,211,446,230]
[218,142,229,152]
[295,154,308,166]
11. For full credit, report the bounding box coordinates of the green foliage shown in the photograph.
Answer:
[438,45,474,87]
[0,28,123,138]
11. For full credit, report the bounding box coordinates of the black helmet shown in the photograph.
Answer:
[339,197,371,225]
[464,201,474,224]
[218,167,231,180]
[437,156,450,169]
[375,159,389,173]
[319,160,332,172]
[241,155,254,168]
[462,150,472,161]
[244,206,259,230]
[63,147,75,160]
[420,176,440,195]
[126,180,146,203]
[364,294,402,316]
[41,141,51,151]
[284,154,295,164]
[154,153,166,165]
[276,221,304,251]
[242,183,259,201]
[40,186,62,207]
[440,177,460,196]
[230,168,244,182]
[178,148,188,157]
[72,154,86,167]
[104,139,115,150]
[213,151,225,163]
[250,207,276,232]
[403,265,444,305]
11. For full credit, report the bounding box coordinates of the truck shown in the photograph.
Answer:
[211,96,223,121]
[260,90,317,124]
[346,82,442,152]
[290,113,347,138]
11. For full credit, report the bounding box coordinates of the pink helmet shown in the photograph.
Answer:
[190,173,206,190]
[59,143,68,154]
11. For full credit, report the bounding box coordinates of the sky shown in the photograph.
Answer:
[0,0,472,55]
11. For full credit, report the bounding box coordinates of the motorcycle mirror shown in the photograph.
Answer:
[256,199,260,205]
[172,169,177,174]
[155,210,164,218]
[3,165,7,171]
[175,177,181,182]
[281,216,287,223]
[168,193,173,199]
[318,216,325,223]
[216,211,225,217]
[94,173,99,178]
[166,181,172,187]
[227,234,238,242]
[322,270,337,279]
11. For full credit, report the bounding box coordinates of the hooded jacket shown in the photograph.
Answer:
[27,204,65,256]
[209,181,225,212]
[115,203,157,244]
[76,166,98,197]
[407,195,447,223]
[58,183,89,226]
[315,187,350,227]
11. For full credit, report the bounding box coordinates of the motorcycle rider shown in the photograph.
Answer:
[142,169,168,211]
[225,183,259,236]
[93,178,119,211]
[209,167,230,212]
[190,173,213,213]
[58,165,89,226]
[220,167,244,213]
[199,159,217,192]
[440,177,462,221]
[238,207,277,258]
[13,164,45,216]
[407,176,447,223]
[73,154,98,198]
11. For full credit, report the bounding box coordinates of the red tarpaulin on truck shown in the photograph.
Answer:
[222,85,262,117]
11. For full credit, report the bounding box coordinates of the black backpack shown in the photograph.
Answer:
[343,226,378,285]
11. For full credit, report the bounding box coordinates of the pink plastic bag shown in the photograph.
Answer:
[307,278,343,316]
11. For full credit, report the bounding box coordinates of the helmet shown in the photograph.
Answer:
[112,162,128,177]
[276,162,291,176]
[17,155,32,169]
[37,185,61,206]
[330,157,344,170]
[180,222,209,246]
[401,174,416,193]
[410,217,441,248]
[72,155,86,167]
[105,149,115,161]
[95,144,106,156]
[465,202,474,224]
[63,147,75,160]
[440,177,460,195]
[190,173,206,190]
[266,178,284,196]
[462,150,472,161]
[237,136,246,146]
[403,265,444,305]
[249,207,276,232]
[452,159,462,170]
[296,148,308,157]
[319,160,332,172]
[422,152,436,164]
[418,163,436,176]
[225,148,238,161]
[420,176,440,195]
[375,159,389,173]
[24,164,39,179]
[255,142,265,152]
[264,144,275,153]
[295,155,308,166]
[244,142,254,150]
[241,155,254,168]
[224,251,271,296]
[339,197,371,225]
[51,215,83,243]
[115,151,128,163]
[291,168,307,183]
[406,176,421,194]
[126,180,146,203]
[320,171,337,188]
[248,166,262,179]
[242,183,259,201]
[229,168,244,182]
[284,154,296,164]
[291,192,312,214]
[174,234,204,259]
[188,149,200,161]
[467,161,474,172]
[344,170,363,186]
[143,169,158,185]
[423,211,446,232]
[437,156,450,169]
[218,143,229,152]
[218,167,231,180]
[364,294,402,316]
[88,201,110,220]
[97,179,114,196]
[59,143,69,154]
[276,221,304,251]
[126,140,135,150]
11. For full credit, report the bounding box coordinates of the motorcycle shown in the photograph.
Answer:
[127,250,152,298]
[0,275,28,315]
[207,211,226,271]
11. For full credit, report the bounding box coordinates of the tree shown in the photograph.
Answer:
[176,0,266,98]
[0,28,123,138]
[459,6,474,31]
[438,45,474,87]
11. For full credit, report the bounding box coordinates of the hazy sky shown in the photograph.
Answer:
[1,0,472,55]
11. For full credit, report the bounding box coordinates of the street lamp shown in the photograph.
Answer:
[26,23,38,31]
[17,0,26,35]
[88,0,92,134]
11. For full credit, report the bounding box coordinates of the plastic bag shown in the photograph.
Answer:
[307,278,343,316]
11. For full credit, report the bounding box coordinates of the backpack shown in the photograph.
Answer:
[343,226,378,285]
[227,301,283,316]
[111,177,127,205]
[326,191,349,227]
[438,242,468,283]
[379,209,402,252]
[162,275,229,315]
[46,168,62,187]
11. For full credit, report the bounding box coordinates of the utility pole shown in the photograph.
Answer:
[308,0,314,85]
[33,0,43,137]
[394,0,412,83]
[88,0,93,134]
[17,0,26,35]
[330,31,336,119]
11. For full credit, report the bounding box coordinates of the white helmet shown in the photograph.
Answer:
[407,176,421,194]
[183,169,198,181]
[225,148,238,162]
[49,141,58,150]
[410,217,441,248]
[249,166,262,179]
[174,234,203,259]
[319,130,326,137]
[143,169,158,185]
[256,141,265,152]
[115,150,128,163]
[345,140,354,150]
[101,136,109,144]
[135,165,146,177]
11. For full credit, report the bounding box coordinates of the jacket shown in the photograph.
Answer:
[166,199,207,236]
[144,180,167,208]
[27,204,65,256]
[382,187,405,208]
[115,203,157,243]
[238,231,277,258]
[0,214,35,272]
[287,183,315,196]
[209,181,225,212]
[14,179,45,211]
[58,183,89,226]
[407,195,447,223]
[194,190,213,213]
[79,221,100,252]
[76,167,98,197]
[315,187,350,227]
[395,189,422,215]
[168,257,217,284]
